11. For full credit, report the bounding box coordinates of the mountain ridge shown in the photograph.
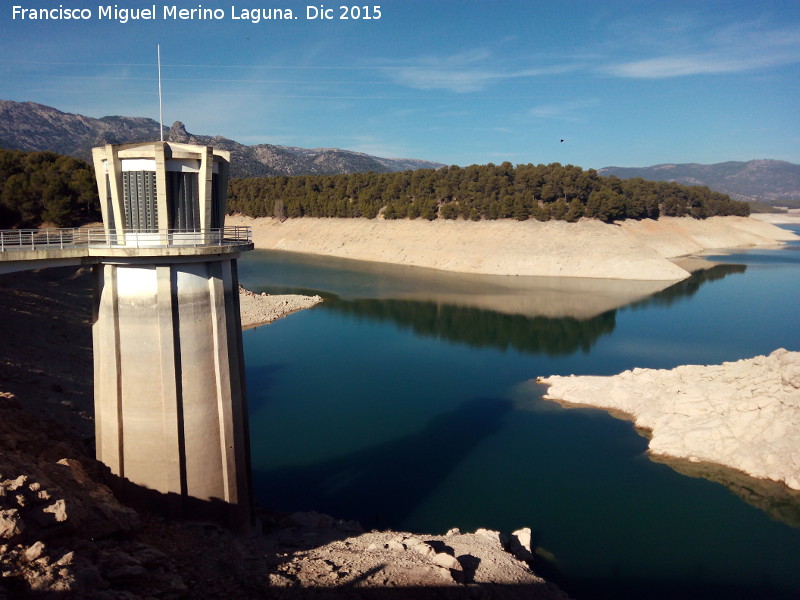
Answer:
[0,99,444,178]
[599,160,800,207]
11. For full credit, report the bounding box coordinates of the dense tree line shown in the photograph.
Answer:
[0,149,100,228]
[229,162,750,223]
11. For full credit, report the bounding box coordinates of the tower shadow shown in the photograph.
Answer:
[254,396,513,531]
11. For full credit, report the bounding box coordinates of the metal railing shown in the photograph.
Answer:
[0,226,252,252]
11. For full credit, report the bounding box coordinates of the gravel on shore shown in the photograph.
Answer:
[238,286,322,329]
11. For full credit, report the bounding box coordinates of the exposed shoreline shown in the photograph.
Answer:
[228,214,798,281]
[751,210,800,225]
[537,349,800,492]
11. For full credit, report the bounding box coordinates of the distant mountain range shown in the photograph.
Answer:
[599,161,800,208]
[0,100,444,178]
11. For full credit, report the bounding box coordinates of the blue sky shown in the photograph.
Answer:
[2,0,799,169]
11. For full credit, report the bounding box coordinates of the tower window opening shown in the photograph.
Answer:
[168,171,200,231]
[211,172,223,229]
[122,171,158,231]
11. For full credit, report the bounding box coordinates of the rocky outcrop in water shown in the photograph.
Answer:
[238,286,322,329]
[538,349,800,490]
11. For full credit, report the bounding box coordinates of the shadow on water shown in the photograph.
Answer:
[552,577,800,600]
[253,396,513,531]
[652,455,800,529]
[239,362,289,410]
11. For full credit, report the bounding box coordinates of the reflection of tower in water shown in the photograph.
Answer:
[91,141,253,532]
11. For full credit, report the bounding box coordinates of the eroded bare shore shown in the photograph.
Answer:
[228,214,798,281]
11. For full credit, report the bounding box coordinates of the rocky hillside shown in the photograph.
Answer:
[599,160,800,208]
[0,100,444,178]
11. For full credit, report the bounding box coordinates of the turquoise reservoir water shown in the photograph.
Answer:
[238,226,800,600]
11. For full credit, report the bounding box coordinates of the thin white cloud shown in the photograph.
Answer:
[383,48,579,93]
[394,65,577,94]
[392,68,497,93]
[529,100,597,121]
[605,55,758,78]
[392,64,576,93]
[602,23,800,79]
[605,49,799,79]
[344,135,416,159]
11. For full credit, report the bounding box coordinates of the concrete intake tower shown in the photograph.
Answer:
[90,141,254,532]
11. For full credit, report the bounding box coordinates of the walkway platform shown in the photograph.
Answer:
[0,226,253,274]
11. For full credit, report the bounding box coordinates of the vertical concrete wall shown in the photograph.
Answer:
[92,257,252,532]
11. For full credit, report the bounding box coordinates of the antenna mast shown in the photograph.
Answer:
[158,44,164,141]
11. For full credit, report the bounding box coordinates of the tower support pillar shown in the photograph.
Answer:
[92,255,253,532]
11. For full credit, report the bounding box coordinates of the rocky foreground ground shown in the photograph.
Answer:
[538,350,800,491]
[1,267,570,599]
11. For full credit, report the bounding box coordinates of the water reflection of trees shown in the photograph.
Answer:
[325,299,617,356]
[630,263,747,309]
[321,264,749,356]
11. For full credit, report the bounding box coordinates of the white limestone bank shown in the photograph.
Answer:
[537,349,800,490]
[227,215,798,281]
